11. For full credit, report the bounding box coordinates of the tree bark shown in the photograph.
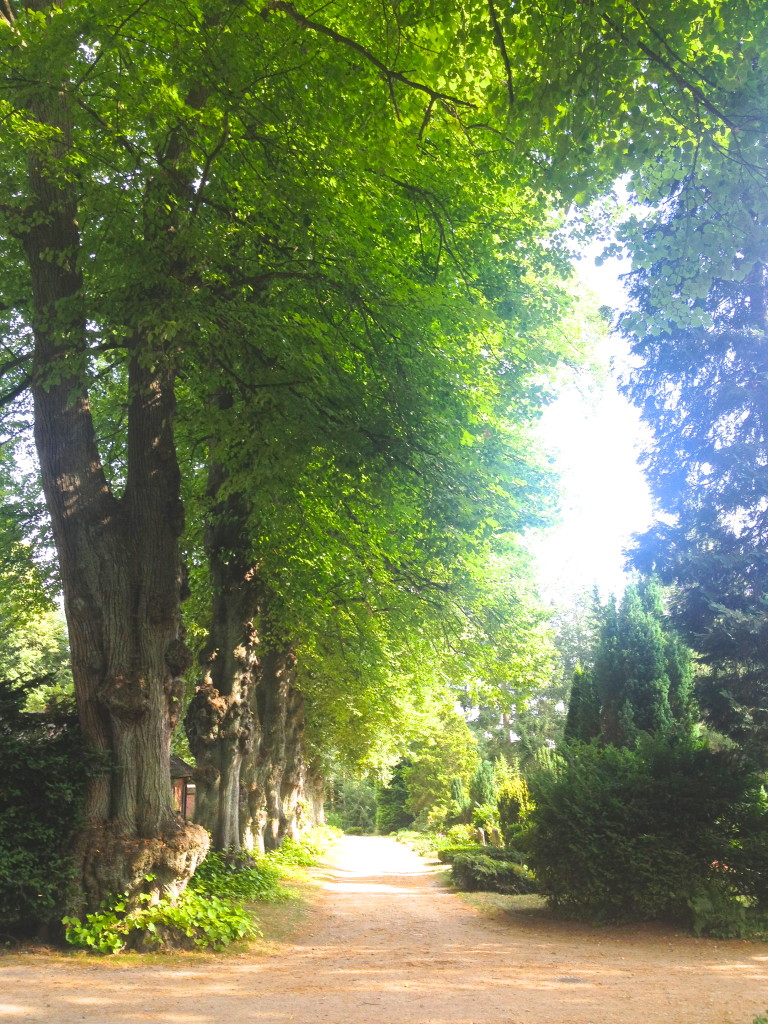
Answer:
[306,764,327,827]
[241,633,301,852]
[185,466,258,852]
[20,39,208,910]
[278,686,307,842]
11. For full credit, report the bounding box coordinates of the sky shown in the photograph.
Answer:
[528,250,655,604]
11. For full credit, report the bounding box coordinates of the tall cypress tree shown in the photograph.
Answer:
[565,580,695,748]
[563,666,601,743]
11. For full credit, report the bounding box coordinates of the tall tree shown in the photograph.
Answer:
[565,581,695,748]
[620,23,768,759]
[0,0,215,906]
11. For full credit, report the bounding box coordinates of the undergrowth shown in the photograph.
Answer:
[190,850,291,903]
[395,825,483,858]
[63,886,256,954]
[63,825,340,954]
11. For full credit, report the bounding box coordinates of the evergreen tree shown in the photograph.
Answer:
[563,667,601,744]
[566,580,695,748]
[622,132,768,760]
[469,760,496,809]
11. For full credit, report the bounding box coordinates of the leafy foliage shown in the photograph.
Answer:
[376,761,415,835]
[63,888,257,954]
[62,826,338,953]
[2,0,766,898]
[525,734,768,930]
[188,851,290,904]
[0,609,73,712]
[326,776,377,835]
[395,825,479,857]
[399,708,480,829]
[0,681,103,933]
[497,763,535,851]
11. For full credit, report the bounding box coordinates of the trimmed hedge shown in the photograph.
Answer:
[0,681,104,934]
[450,851,537,894]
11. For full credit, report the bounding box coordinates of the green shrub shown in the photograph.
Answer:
[268,826,339,869]
[0,680,105,934]
[394,829,442,856]
[472,801,500,834]
[445,823,477,845]
[189,850,290,903]
[63,887,257,953]
[437,844,503,864]
[687,878,768,940]
[525,734,768,930]
[497,771,534,850]
[450,851,537,895]
[395,828,485,859]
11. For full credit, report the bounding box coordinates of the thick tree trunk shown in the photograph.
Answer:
[306,763,327,827]
[258,646,293,851]
[21,63,208,910]
[185,470,258,852]
[278,686,307,842]
[241,640,298,852]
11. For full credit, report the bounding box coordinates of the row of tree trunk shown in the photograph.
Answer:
[20,84,320,906]
[185,638,325,855]
[182,468,323,854]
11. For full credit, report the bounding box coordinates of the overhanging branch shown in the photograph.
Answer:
[487,0,515,109]
[261,0,477,111]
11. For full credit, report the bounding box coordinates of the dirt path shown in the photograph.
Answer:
[1,835,767,1024]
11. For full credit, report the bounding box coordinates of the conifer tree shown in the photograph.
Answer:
[565,580,695,748]
[563,667,601,744]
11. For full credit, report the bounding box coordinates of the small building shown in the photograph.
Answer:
[171,754,196,820]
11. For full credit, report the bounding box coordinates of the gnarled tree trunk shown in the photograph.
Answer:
[20,36,208,910]
[185,468,258,852]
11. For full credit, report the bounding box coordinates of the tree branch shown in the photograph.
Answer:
[0,375,31,410]
[487,0,514,109]
[261,0,477,111]
[601,11,738,131]
[0,0,15,27]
